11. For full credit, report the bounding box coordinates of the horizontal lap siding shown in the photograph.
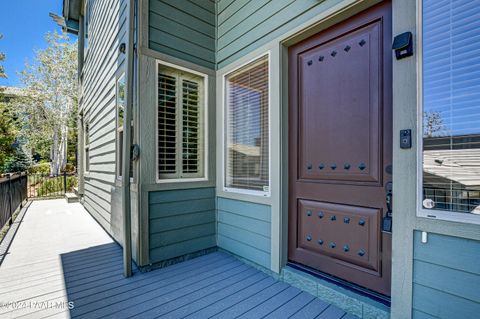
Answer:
[81,0,127,243]
[412,231,480,319]
[216,0,344,69]
[217,197,271,269]
[149,188,216,263]
[149,0,216,69]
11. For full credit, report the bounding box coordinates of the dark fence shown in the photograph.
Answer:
[0,173,28,230]
[27,172,77,199]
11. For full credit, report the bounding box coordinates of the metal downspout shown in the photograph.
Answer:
[122,0,135,278]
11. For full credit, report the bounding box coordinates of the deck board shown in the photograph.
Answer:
[0,199,355,318]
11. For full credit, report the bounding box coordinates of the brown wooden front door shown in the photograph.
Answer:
[288,1,392,296]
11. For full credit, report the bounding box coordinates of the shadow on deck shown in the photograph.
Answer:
[0,199,355,319]
[60,245,354,318]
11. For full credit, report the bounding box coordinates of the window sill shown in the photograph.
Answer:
[417,208,480,226]
[156,177,207,184]
[223,187,270,198]
[217,187,272,206]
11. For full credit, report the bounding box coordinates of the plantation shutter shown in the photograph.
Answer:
[422,0,480,214]
[182,79,201,174]
[225,55,269,192]
[157,65,204,180]
[158,72,177,177]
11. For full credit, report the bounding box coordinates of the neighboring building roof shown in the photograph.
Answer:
[424,148,480,189]
[229,144,260,157]
[0,86,25,98]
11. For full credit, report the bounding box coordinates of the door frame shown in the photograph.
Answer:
[288,1,392,302]
[276,0,400,308]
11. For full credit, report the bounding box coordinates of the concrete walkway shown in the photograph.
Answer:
[0,199,355,319]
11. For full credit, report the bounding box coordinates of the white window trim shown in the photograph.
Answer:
[221,51,272,198]
[116,73,125,179]
[155,60,209,184]
[115,73,135,183]
[416,0,480,225]
[84,121,90,176]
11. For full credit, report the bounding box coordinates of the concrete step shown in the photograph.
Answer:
[65,192,79,203]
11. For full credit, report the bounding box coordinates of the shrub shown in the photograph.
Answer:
[29,163,76,174]
[36,176,78,196]
[63,163,76,173]
[29,163,51,174]
[66,175,78,191]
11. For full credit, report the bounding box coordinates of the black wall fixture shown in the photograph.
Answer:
[392,32,413,60]
[119,43,126,54]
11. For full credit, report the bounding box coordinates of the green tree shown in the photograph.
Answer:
[0,33,6,79]
[15,32,78,175]
[3,146,31,173]
[0,100,18,171]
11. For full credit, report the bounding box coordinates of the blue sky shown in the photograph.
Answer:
[0,0,64,87]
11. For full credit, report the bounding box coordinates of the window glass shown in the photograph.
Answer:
[225,55,269,193]
[84,122,90,172]
[117,74,125,177]
[84,0,89,53]
[422,0,480,215]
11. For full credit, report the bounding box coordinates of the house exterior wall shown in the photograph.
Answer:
[149,188,216,263]
[148,0,216,69]
[80,0,130,246]
[141,0,217,266]
[412,231,480,319]
[217,197,271,269]
[217,0,345,68]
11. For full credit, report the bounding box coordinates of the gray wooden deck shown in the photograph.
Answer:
[0,199,355,319]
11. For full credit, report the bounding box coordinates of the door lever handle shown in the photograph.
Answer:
[386,191,392,214]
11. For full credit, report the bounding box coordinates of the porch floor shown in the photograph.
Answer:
[0,199,355,319]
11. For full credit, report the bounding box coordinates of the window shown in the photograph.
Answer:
[157,62,206,181]
[84,0,90,54]
[420,0,480,220]
[224,54,269,194]
[84,122,90,173]
[116,74,133,179]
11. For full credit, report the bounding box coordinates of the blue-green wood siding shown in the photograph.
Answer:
[412,231,480,319]
[216,0,344,69]
[149,188,216,263]
[217,197,271,269]
[149,0,216,69]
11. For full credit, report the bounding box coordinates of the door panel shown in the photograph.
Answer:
[288,1,392,296]
[299,22,381,184]
[298,200,380,272]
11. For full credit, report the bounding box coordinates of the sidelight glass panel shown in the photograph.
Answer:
[422,0,480,215]
[225,55,270,193]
